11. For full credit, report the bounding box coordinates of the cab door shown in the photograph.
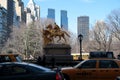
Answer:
[97,60,120,80]
[75,60,97,80]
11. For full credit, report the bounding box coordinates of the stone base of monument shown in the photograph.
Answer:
[43,44,73,65]
[44,44,71,55]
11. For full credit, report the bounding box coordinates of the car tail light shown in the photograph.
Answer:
[56,73,62,80]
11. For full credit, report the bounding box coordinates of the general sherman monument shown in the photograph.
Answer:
[42,23,73,65]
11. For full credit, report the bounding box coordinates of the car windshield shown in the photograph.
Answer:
[73,60,97,69]
[73,60,87,68]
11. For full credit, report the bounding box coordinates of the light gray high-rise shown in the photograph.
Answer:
[77,16,89,42]
[25,0,40,24]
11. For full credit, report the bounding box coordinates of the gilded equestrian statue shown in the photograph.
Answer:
[42,23,70,45]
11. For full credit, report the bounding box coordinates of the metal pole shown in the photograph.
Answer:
[80,39,82,60]
[78,34,83,61]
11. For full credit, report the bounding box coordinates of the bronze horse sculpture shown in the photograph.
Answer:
[42,23,70,45]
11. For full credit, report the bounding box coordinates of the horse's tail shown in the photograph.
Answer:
[63,31,70,37]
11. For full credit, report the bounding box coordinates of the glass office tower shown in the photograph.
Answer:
[47,8,55,21]
[60,10,68,30]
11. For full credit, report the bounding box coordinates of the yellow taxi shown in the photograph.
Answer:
[0,54,22,62]
[61,58,120,80]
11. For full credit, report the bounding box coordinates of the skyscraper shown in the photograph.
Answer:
[14,0,25,23]
[77,16,89,42]
[0,0,15,27]
[60,10,68,30]
[47,8,55,21]
[25,0,40,24]
[0,6,7,49]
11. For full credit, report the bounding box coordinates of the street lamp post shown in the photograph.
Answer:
[78,34,83,61]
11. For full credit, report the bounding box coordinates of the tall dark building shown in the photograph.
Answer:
[0,0,15,30]
[0,0,15,49]
[7,0,14,27]
[60,10,68,30]
[0,0,22,27]
[0,6,7,50]
[47,8,55,21]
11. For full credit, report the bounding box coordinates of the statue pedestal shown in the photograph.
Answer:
[43,44,73,64]
[44,44,71,55]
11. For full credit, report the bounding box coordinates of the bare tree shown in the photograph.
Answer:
[89,20,113,52]
[23,22,43,59]
[40,18,55,29]
[2,22,43,59]
[107,9,120,40]
[69,33,79,53]
[107,9,120,55]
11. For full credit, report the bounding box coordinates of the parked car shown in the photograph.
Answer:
[61,58,120,80]
[0,54,22,62]
[115,76,120,80]
[0,62,63,80]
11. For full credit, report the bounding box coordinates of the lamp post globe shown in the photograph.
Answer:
[78,34,83,61]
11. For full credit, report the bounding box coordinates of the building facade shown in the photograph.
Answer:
[0,0,19,41]
[0,0,25,50]
[47,8,55,22]
[0,0,15,27]
[25,0,40,24]
[0,6,7,50]
[77,16,89,42]
[60,10,68,30]
[14,0,25,23]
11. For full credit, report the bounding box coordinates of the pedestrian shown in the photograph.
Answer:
[37,56,42,65]
[51,56,55,68]
[42,55,46,66]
